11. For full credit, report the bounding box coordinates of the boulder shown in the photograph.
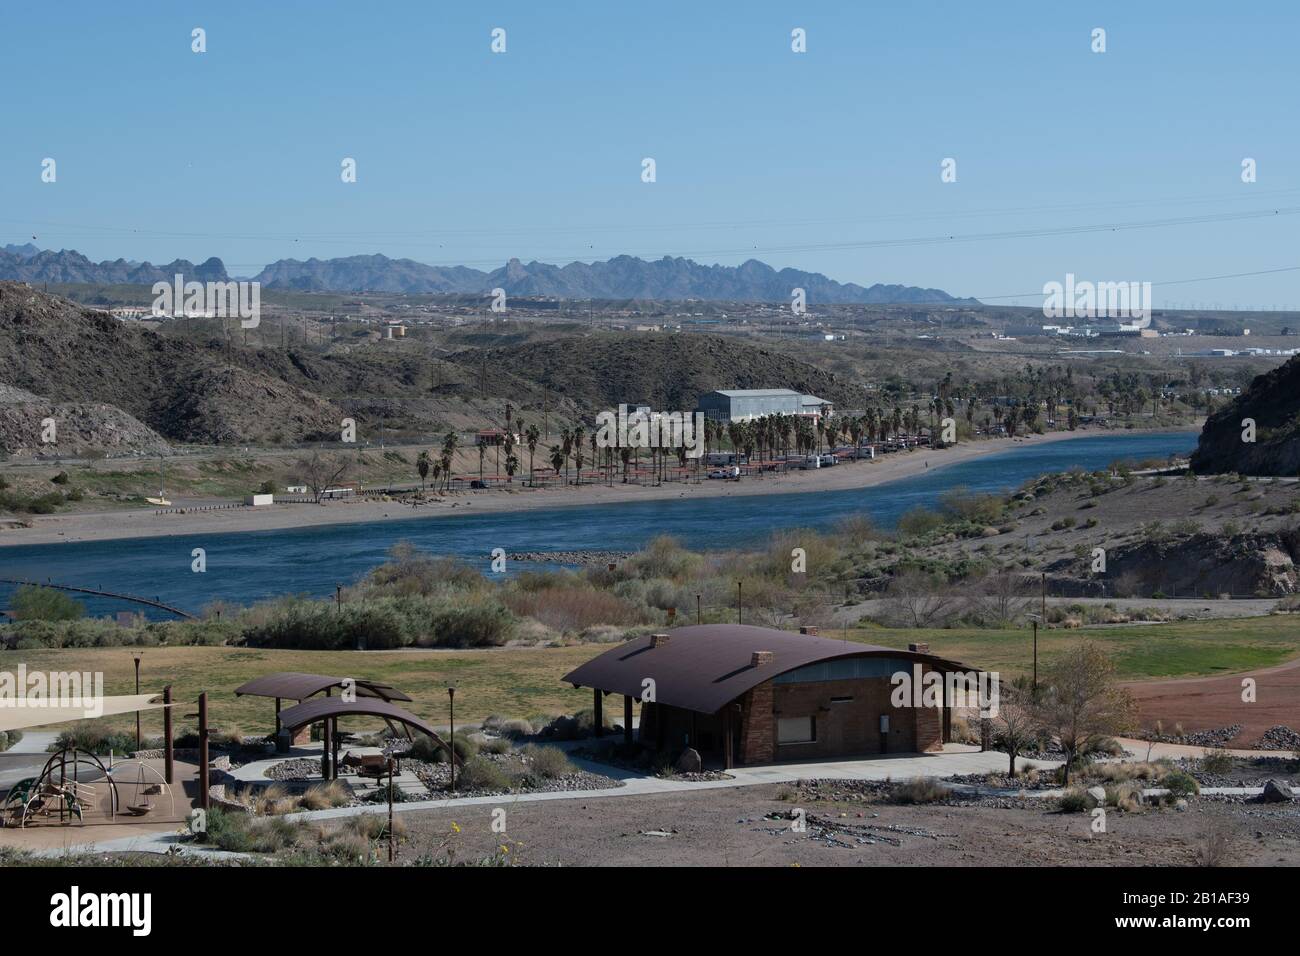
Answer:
[1084,786,1107,809]
[675,747,702,774]
[1259,779,1294,803]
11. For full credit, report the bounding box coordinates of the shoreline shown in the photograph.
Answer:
[0,426,1198,549]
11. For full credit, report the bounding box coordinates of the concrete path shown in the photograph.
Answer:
[1115,737,1289,761]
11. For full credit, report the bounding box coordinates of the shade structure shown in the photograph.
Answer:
[233,672,412,703]
[276,697,452,751]
[0,693,169,733]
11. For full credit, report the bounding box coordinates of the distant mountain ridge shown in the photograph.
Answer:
[0,246,975,305]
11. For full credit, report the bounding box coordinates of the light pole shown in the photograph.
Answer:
[448,684,457,792]
[133,654,142,750]
[1027,614,1041,698]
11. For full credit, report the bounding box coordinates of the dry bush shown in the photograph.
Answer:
[299,779,351,811]
[1195,817,1237,867]
[503,587,647,633]
[891,777,952,804]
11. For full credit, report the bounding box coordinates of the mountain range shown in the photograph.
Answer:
[0,246,975,305]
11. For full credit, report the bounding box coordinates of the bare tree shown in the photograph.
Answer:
[993,684,1037,776]
[1033,641,1137,784]
[879,570,962,628]
[301,451,352,503]
[971,569,1034,627]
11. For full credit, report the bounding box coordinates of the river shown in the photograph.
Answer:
[0,430,1194,618]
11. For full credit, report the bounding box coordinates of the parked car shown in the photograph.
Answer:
[470,479,488,489]
[707,466,740,479]
[819,454,837,467]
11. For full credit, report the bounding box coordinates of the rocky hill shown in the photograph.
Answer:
[459,333,875,411]
[1191,355,1300,475]
[0,385,169,458]
[0,283,340,447]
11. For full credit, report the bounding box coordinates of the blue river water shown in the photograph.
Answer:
[0,431,1194,618]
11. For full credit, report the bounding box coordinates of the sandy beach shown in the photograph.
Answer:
[0,428,1192,548]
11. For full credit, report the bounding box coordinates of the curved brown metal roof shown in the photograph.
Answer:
[562,624,967,714]
[276,697,452,753]
[233,672,412,703]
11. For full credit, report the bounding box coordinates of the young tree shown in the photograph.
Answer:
[993,683,1037,777]
[1033,641,1137,784]
[524,422,539,484]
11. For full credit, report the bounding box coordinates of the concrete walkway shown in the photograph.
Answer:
[1116,737,1290,761]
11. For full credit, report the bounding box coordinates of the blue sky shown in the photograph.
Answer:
[2,1,1297,307]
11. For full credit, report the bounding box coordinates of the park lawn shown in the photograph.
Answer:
[850,614,1300,680]
[11,615,1298,740]
[9,644,600,741]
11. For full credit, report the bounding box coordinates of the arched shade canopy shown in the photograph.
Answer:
[233,672,412,703]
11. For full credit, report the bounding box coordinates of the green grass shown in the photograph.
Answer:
[11,614,1297,740]
[850,614,1300,680]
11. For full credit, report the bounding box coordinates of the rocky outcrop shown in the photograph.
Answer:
[1191,355,1300,476]
[1048,529,1300,597]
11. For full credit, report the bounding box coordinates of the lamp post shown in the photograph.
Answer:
[1027,614,1041,698]
[448,684,457,792]
[133,654,142,750]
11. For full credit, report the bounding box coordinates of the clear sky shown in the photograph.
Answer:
[2,1,1297,307]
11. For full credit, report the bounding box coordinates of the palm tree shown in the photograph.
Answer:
[432,461,442,491]
[440,431,458,493]
[558,428,573,485]
[573,426,586,485]
[525,423,539,484]
[549,445,565,483]
[416,450,430,491]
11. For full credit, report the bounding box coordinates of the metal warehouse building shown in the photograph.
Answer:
[562,625,969,768]
[696,388,833,423]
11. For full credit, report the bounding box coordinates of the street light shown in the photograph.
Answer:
[133,654,142,750]
[447,684,457,792]
[1027,614,1041,697]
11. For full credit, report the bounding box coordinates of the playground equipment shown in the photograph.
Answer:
[110,759,176,818]
[1,748,119,828]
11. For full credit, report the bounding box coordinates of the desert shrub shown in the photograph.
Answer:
[362,783,414,803]
[1196,817,1236,866]
[1057,788,1089,813]
[519,744,575,780]
[1161,768,1200,798]
[493,718,534,740]
[49,724,138,756]
[10,585,84,622]
[299,779,351,811]
[891,777,951,804]
[479,737,513,755]
[624,535,702,580]
[340,812,407,842]
[504,587,646,633]
[408,732,477,764]
[363,542,484,597]
[538,708,611,741]
[457,756,514,791]
[897,506,946,539]
[1200,749,1235,776]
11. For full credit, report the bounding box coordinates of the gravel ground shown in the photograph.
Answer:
[384,783,1300,866]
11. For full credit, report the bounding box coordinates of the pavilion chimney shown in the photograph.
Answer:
[650,633,671,648]
[751,651,774,667]
[799,626,818,636]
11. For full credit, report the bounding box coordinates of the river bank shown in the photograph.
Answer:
[0,426,1197,548]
